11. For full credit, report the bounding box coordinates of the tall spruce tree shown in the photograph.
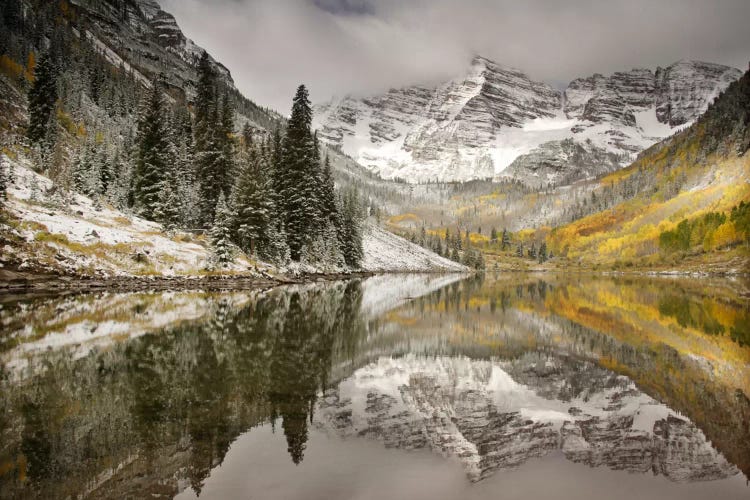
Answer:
[155,167,182,231]
[211,192,233,266]
[233,144,273,257]
[194,51,222,225]
[27,51,58,144]
[319,155,338,227]
[278,85,320,261]
[501,228,510,250]
[270,127,284,216]
[338,187,364,268]
[538,242,548,263]
[133,76,170,219]
[217,92,235,197]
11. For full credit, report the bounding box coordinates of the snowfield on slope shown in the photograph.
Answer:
[361,224,469,273]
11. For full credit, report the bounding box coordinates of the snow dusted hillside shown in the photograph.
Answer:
[0,157,261,277]
[0,155,464,278]
[315,57,741,185]
[361,224,468,273]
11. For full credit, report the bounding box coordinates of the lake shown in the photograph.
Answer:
[1,274,749,499]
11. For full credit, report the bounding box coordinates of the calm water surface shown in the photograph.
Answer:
[1,274,749,499]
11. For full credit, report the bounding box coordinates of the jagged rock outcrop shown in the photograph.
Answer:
[315,57,741,185]
[654,60,742,127]
[315,354,739,483]
[71,0,231,95]
[502,138,625,188]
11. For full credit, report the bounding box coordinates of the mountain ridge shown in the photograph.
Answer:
[315,56,741,186]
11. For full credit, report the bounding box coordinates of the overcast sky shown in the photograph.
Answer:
[161,0,750,114]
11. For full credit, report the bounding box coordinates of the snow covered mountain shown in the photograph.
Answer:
[314,57,741,186]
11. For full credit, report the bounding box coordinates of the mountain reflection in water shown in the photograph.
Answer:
[0,274,748,499]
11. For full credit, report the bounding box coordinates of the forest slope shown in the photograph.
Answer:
[547,68,750,271]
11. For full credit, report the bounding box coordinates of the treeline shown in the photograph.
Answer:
[402,223,555,269]
[403,226,486,270]
[659,201,750,255]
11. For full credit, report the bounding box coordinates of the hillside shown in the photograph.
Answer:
[547,67,750,271]
[0,155,467,278]
[0,0,468,279]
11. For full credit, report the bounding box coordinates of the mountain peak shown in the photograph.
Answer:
[315,58,741,184]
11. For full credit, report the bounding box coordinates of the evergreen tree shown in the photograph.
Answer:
[538,242,548,263]
[501,228,510,251]
[516,243,523,258]
[278,85,320,261]
[217,92,235,197]
[98,148,114,195]
[451,247,460,262]
[27,51,58,144]
[528,242,537,259]
[171,105,198,227]
[319,155,338,225]
[133,76,171,219]
[338,187,364,268]
[155,168,182,231]
[194,51,215,130]
[475,251,486,271]
[72,143,93,195]
[490,227,498,243]
[211,192,233,266]
[194,51,222,225]
[233,146,272,257]
[270,127,283,211]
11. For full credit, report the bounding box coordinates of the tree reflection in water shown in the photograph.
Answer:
[0,275,748,499]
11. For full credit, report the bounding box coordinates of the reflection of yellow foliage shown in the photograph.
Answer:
[384,311,419,327]
[546,280,750,392]
[26,51,35,80]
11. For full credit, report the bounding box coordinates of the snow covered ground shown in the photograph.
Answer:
[361,224,469,273]
[1,158,258,276]
[0,155,464,277]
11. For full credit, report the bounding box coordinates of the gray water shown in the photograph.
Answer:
[1,273,749,499]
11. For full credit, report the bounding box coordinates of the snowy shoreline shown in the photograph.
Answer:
[0,269,474,294]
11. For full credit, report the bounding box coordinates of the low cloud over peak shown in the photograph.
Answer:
[162,0,750,114]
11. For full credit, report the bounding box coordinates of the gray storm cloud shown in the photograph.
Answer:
[161,0,750,114]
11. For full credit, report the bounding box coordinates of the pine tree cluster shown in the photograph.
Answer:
[13,4,366,271]
[4,1,366,269]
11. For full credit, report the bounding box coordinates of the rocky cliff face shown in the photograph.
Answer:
[315,354,738,483]
[71,0,232,97]
[315,58,741,185]
[3,0,281,133]
[654,60,742,127]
